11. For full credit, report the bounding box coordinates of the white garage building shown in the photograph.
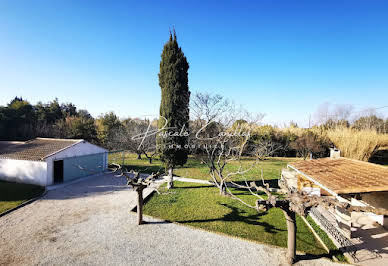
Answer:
[0,138,108,186]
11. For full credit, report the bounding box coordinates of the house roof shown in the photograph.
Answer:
[289,158,388,195]
[0,138,83,161]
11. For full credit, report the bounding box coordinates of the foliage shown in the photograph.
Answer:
[353,115,386,133]
[108,118,157,162]
[95,112,122,147]
[325,127,388,161]
[0,97,36,140]
[54,116,97,143]
[0,97,99,142]
[290,131,329,159]
[250,125,297,157]
[157,31,190,169]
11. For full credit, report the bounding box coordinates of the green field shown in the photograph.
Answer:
[0,181,45,214]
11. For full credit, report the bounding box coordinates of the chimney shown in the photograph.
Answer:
[330,148,341,159]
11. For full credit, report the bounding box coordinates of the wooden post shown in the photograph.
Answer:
[283,209,297,264]
[136,187,144,225]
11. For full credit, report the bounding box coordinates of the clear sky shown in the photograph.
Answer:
[1,0,387,126]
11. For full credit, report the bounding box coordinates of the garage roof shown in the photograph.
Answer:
[289,158,388,195]
[0,138,83,161]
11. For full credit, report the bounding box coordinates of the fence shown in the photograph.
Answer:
[108,150,125,166]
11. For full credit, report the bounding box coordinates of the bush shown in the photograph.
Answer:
[325,127,388,161]
[290,131,329,159]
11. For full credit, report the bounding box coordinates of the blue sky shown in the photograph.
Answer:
[1,0,387,126]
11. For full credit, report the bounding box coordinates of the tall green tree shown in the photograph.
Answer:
[157,30,190,189]
[95,112,122,147]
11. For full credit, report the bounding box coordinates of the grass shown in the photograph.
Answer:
[109,152,300,182]
[0,181,45,214]
[110,153,344,260]
[144,181,328,256]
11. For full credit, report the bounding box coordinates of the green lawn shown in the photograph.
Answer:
[0,181,45,214]
[144,181,329,256]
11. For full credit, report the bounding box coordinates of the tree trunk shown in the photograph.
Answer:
[167,167,174,189]
[136,187,144,225]
[137,153,142,160]
[283,209,296,264]
[219,181,226,195]
[149,157,152,164]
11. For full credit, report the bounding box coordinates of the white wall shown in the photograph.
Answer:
[0,159,47,186]
[45,141,107,185]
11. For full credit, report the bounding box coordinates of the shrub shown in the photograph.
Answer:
[290,131,329,159]
[325,127,388,161]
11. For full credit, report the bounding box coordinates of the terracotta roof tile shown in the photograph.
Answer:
[0,138,82,161]
[289,158,388,194]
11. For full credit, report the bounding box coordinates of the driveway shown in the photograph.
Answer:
[0,173,338,266]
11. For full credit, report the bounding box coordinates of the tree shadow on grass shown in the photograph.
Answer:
[176,203,285,234]
[228,179,280,189]
[122,164,163,174]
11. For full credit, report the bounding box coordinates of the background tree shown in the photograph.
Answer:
[95,112,122,147]
[190,92,230,125]
[290,131,328,159]
[353,115,385,132]
[157,30,190,189]
[108,118,157,163]
[0,97,36,140]
[54,116,98,143]
[192,100,265,194]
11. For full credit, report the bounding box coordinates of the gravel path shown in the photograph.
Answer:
[0,173,339,266]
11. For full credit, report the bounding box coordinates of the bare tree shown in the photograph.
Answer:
[290,131,326,160]
[223,175,388,264]
[193,108,267,194]
[199,131,253,195]
[190,92,231,124]
[314,102,353,127]
[111,163,161,225]
[332,104,353,122]
[108,119,157,163]
[250,139,284,160]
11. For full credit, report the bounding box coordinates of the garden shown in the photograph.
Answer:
[109,153,345,261]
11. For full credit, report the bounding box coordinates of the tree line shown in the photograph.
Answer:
[1,94,387,163]
[0,97,154,151]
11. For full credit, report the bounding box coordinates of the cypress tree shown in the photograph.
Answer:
[157,30,190,189]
